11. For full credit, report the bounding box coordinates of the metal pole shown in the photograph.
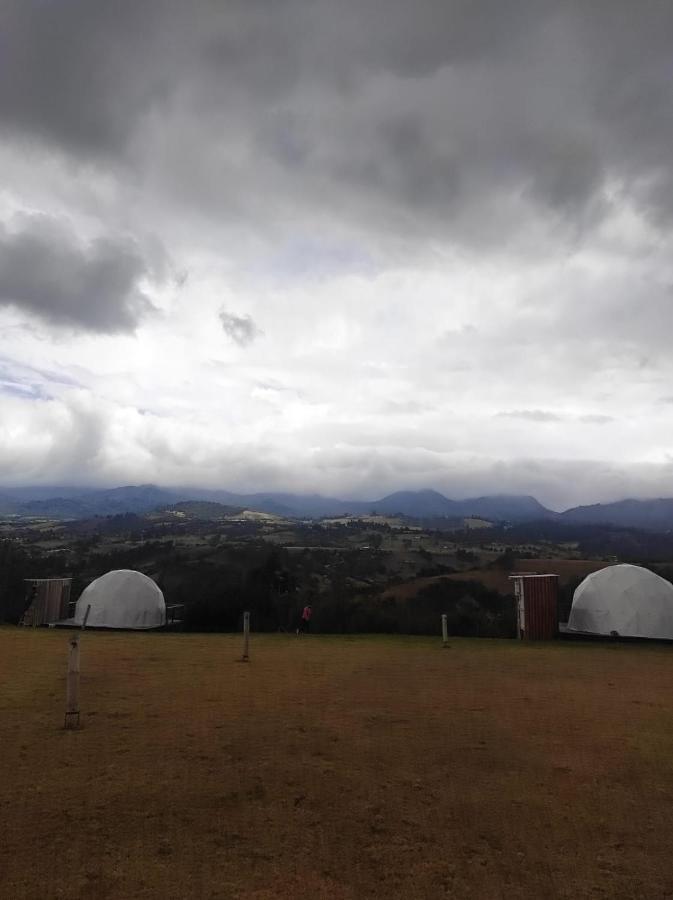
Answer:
[441,613,449,648]
[242,611,250,661]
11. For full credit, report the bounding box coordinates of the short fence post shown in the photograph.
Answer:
[64,633,81,729]
[64,604,90,730]
[242,611,250,662]
[441,613,449,648]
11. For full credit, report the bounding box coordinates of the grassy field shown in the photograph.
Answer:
[2,629,673,899]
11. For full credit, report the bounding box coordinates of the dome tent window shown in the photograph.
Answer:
[73,570,166,630]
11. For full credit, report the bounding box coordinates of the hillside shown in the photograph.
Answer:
[16,485,181,519]
[561,498,673,531]
[453,494,552,521]
[160,501,244,520]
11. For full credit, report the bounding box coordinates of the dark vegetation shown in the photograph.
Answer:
[0,516,513,635]
[0,540,54,622]
[2,506,673,635]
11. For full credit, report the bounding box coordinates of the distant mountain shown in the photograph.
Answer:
[0,493,17,515]
[19,484,181,519]
[0,485,97,515]
[168,488,299,517]
[234,493,329,517]
[173,489,358,518]
[220,489,553,521]
[454,495,554,522]
[0,485,97,502]
[0,484,557,522]
[20,497,94,518]
[202,489,552,520]
[5,482,673,532]
[365,489,460,517]
[561,498,673,531]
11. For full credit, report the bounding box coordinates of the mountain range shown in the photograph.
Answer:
[2,484,673,531]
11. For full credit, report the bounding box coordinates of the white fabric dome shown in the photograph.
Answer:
[74,569,166,630]
[568,564,673,639]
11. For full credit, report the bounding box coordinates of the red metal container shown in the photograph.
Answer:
[510,574,559,640]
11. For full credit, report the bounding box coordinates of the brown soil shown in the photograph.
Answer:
[2,628,673,899]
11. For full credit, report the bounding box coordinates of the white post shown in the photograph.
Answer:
[513,577,525,639]
[441,613,449,648]
[242,611,250,661]
[64,604,90,730]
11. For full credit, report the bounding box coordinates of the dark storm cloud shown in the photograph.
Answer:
[2,2,673,242]
[0,0,183,154]
[219,310,262,347]
[0,215,159,332]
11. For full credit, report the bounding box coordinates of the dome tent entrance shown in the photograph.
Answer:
[74,570,166,630]
[568,564,673,640]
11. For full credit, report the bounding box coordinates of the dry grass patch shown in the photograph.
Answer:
[2,629,673,898]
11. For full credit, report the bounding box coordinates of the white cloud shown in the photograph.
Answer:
[1,2,673,508]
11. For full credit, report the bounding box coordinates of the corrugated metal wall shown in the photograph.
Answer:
[512,575,559,640]
[24,579,72,626]
[522,575,559,640]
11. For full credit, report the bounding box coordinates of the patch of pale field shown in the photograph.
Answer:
[2,628,673,899]
[462,518,494,530]
[321,517,404,527]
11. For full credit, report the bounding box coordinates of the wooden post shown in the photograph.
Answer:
[242,611,250,661]
[64,634,81,729]
[64,605,91,730]
[441,613,449,648]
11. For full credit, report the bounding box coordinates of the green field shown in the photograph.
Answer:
[2,628,673,898]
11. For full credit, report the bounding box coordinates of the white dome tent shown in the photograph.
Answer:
[74,570,166,630]
[568,564,673,640]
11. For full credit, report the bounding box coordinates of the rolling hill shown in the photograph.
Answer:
[0,485,555,522]
[561,498,673,531]
[4,483,673,531]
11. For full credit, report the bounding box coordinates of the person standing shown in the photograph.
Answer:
[296,604,312,635]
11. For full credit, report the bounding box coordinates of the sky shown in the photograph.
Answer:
[1,1,673,510]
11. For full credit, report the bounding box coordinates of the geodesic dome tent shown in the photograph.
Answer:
[568,564,673,639]
[74,569,166,630]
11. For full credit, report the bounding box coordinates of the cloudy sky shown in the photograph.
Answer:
[1,1,673,509]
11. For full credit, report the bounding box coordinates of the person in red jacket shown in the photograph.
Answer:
[296,604,312,635]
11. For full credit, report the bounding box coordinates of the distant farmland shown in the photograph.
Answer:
[3,629,673,898]
[446,557,612,594]
[385,558,611,602]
